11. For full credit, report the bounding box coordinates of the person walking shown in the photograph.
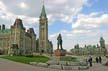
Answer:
[98,56,102,63]
[88,56,93,67]
[95,57,99,63]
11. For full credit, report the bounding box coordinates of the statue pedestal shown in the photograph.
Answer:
[54,49,66,56]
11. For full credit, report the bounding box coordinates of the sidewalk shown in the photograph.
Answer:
[0,57,108,71]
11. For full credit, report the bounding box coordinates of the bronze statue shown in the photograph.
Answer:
[57,34,63,50]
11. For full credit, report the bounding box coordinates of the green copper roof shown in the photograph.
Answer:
[0,29,11,35]
[40,5,46,17]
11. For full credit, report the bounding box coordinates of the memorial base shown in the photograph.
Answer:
[54,49,66,56]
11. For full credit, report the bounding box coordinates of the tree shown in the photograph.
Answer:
[93,45,96,48]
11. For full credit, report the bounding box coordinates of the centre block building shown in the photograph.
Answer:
[0,5,53,55]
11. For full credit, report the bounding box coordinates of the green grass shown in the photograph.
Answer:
[1,56,49,64]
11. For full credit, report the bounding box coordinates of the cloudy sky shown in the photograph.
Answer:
[0,0,108,51]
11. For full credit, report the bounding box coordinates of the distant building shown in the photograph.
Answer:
[71,37,107,55]
[71,45,101,55]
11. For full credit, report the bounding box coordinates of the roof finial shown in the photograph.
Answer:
[43,0,44,5]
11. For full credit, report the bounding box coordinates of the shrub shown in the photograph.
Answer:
[106,56,108,58]
[25,54,33,57]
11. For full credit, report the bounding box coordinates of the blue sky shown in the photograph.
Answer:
[0,0,108,51]
[81,0,108,14]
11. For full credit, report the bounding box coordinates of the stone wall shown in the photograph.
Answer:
[30,60,89,70]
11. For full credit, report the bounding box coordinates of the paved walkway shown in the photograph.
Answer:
[0,57,108,71]
[89,63,108,71]
[88,57,108,71]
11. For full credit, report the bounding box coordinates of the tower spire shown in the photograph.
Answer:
[40,0,46,18]
[43,0,44,5]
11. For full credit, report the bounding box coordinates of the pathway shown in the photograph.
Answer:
[88,57,108,71]
[0,57,108,71]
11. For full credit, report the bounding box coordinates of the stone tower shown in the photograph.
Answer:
[39,4,48,53]
[10,18,25,55]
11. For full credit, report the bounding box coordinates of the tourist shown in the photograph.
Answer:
[95,57,99,63]
[88,56,93,67]
[98,56,102,63]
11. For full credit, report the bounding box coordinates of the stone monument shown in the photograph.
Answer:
[54,34,66,56]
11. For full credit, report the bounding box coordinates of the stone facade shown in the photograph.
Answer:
[0,4,53,55]
[0,19,37,55]
[0,25,10,54]
[71,47,102,55]
[71,37,107,55]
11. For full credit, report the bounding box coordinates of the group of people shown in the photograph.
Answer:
[87,56,102,67]
[95,56,102,63]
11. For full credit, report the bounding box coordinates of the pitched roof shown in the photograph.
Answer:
[14,18,24,28]
[40,5,46,18]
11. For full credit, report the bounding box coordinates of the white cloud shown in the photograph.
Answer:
[73,30,91,34]
[46,0,67,5]
[45,0,88,24]
[0,0,89,27]
[89,12,99,17]
[18,15,39,24]
[49,33,58,40]
[18,2,28,9]
[0,1,7,11]
[0,1,39,28]
[72,13,108,29]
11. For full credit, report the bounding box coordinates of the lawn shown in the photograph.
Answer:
[1,56,50,64]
